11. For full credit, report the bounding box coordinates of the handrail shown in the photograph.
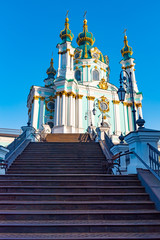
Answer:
[112,150,160,182]
[148,143,160,155]
[104,132,114,149]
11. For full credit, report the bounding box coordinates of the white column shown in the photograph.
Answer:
[83,66,86,82]
[54,98,57,126]
[128,104,133,131]
[31,96,39,130]
[69,94,73,126]
[138,106,143,118]
[61,92,66,126]
[88,66,91,81]
[123,103,129,133]
[58,53,61,77]
[77,95,83,129]
[70,56,73,71]
[113,102,117,134]
[55,94,60,126]
[39,97,45,129]
[113,101,121,135]
[66,51,70,70]
[72,95,75,127]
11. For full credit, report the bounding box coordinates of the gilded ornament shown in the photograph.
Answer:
[76,94,83,99]
[95,66,97,69]
[98,96,110,113]
[87,96,95,101]
[49,116,53,119]
[76,66,79,70]
[98,78,108,90]
[112,100,120,104]
[33,96,39,100]
[40,97,45,101]
[75,60,79,64]
[135,103,142,108]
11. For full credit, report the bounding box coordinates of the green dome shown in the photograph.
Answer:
[76,19,95,46]
[46,58,56,79]
[121,35,133,60]
[60,18,74,43]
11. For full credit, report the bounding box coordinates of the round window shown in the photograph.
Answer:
[47,101,55,110]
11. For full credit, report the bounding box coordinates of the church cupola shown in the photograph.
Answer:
[76,18,95,47]
[121,34,133,60]
[44,57,56,87]
[60,17,74,43]
[46,57,56,79]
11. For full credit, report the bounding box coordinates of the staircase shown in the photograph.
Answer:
[0,134,160,239]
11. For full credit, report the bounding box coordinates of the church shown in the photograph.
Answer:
[27,16,143,143]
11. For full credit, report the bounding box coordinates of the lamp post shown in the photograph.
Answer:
[117,70,136,131]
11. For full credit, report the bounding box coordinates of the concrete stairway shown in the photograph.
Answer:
[0,134,160,239]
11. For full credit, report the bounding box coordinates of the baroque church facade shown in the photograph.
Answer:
[27,17,143,143]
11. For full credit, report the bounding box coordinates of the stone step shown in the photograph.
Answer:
[0,232,160,239]
[7,170,105,174]
[0,210,159,221]
[0,200,154,210]
[0,192,150,201]
[9,166,103,169]
[0,180,141,186]
[0,185,145,193]
[0,174,138,180]
[0,219,160,233]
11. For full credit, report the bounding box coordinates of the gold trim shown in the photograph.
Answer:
[113,100,120,104]
[98,96,110,113]
[123,102,128,106]
[82,65,86,68]
[87,96,95,101]
[121,64,134,70]
[33,96,39,100]
[87,65,91,67]
[98,78,108,90]
[45,98,55,112]
[94,60,98,63]
[135,103,142,108]
[76,94,83,99]
[40,96,45,101]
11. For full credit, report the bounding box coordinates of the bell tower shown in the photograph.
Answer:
[120,31,138,93]
[57,15,75,80]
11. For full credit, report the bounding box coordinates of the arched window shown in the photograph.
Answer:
[93,70,99,80]
[75,70,81,81]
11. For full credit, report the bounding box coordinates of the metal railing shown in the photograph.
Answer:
[104,132,114,149]
[112,149,160,181]
[6,131,27,158]
[148,143,160,177]
[0,128,22,135]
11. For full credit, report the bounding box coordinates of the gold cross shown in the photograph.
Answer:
[83,11,87,19]
[123,29,127,36]
[66,10,69,18]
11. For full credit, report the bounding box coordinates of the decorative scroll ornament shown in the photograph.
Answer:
[98,96,109,113]
[98,78,108,90]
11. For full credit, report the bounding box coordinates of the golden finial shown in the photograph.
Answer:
[123,29,127,40]
[50,53,53,67]
[65,10,69,22]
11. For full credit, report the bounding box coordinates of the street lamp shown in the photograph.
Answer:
[117,70,137,131]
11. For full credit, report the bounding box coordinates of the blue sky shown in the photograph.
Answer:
[0,0,160,130]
